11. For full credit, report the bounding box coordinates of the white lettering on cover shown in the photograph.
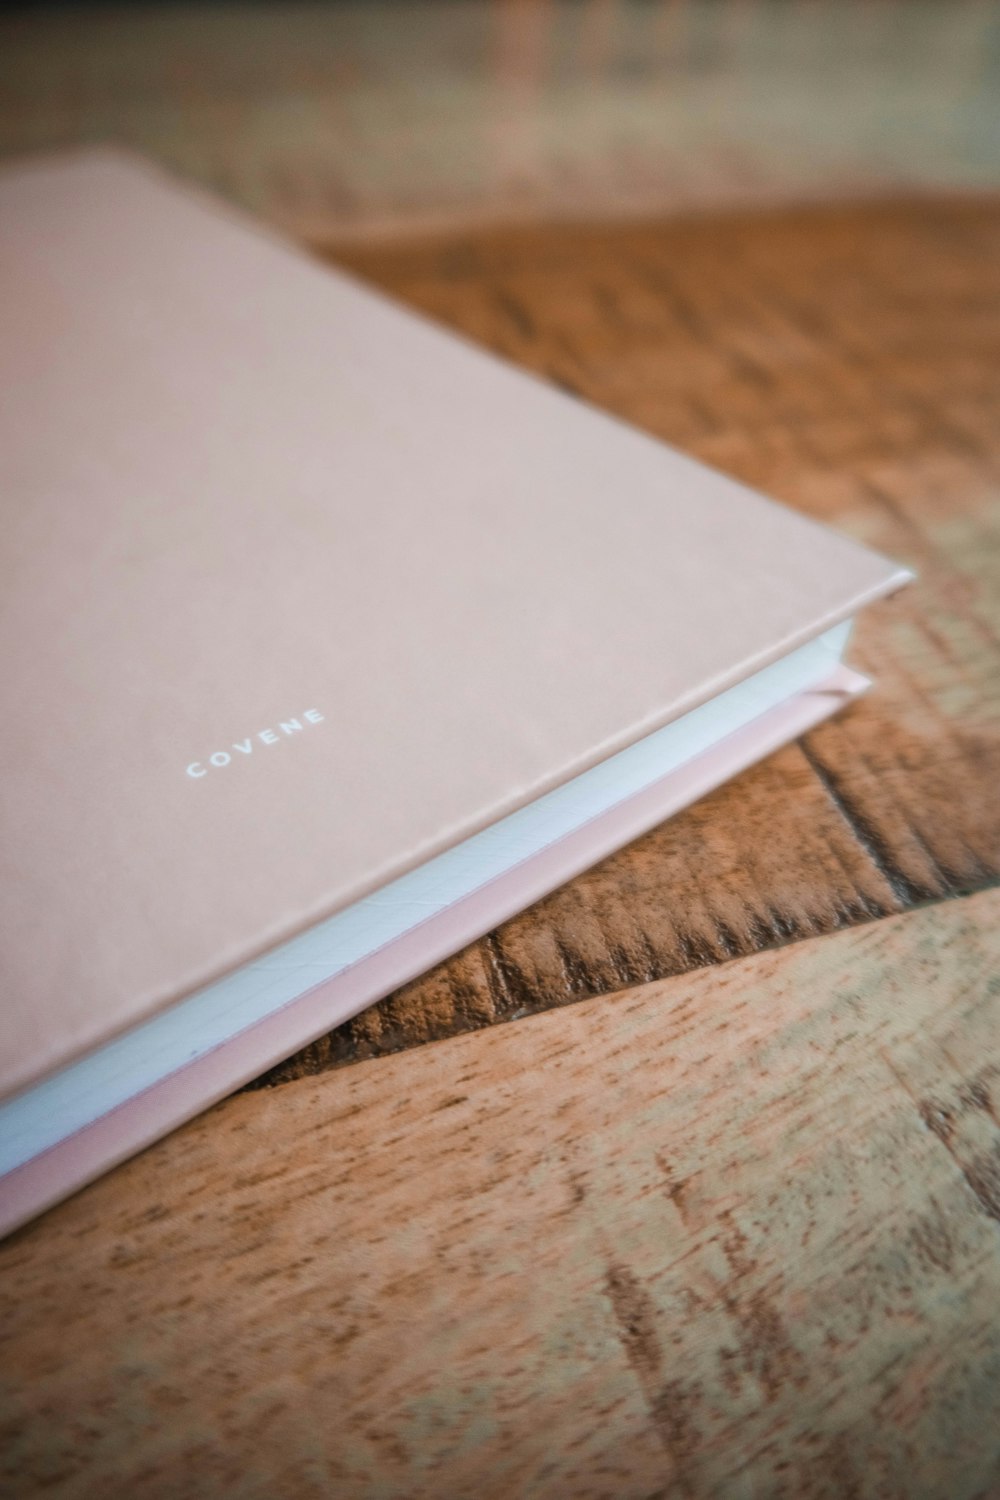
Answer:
[185,711,325,780]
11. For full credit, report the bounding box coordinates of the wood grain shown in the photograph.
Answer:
[4,888,1000,1499]
[252,197,1000,1082]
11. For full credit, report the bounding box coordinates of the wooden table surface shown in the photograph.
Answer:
[3,197,1000,1498]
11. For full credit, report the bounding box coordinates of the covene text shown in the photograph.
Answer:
[186,709,325,779]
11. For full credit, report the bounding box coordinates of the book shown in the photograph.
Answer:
[0,149,911,1236]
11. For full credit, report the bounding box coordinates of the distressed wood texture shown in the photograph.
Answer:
[4,889,1000,1499]
[253,197,1000,1083]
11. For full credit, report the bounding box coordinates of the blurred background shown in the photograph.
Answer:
[1,0,998,245]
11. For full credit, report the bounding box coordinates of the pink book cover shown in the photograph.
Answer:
[0,150,910,1232]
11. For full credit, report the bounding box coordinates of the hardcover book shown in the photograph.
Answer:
[0,150,911,1235]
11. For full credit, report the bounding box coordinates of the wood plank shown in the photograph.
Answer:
[253,197,1000,1080]
[4,889,1000,1498]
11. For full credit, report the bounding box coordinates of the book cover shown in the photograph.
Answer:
[0,149,909,1177]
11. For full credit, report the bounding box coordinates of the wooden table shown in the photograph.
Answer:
[3,198,999,1499]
